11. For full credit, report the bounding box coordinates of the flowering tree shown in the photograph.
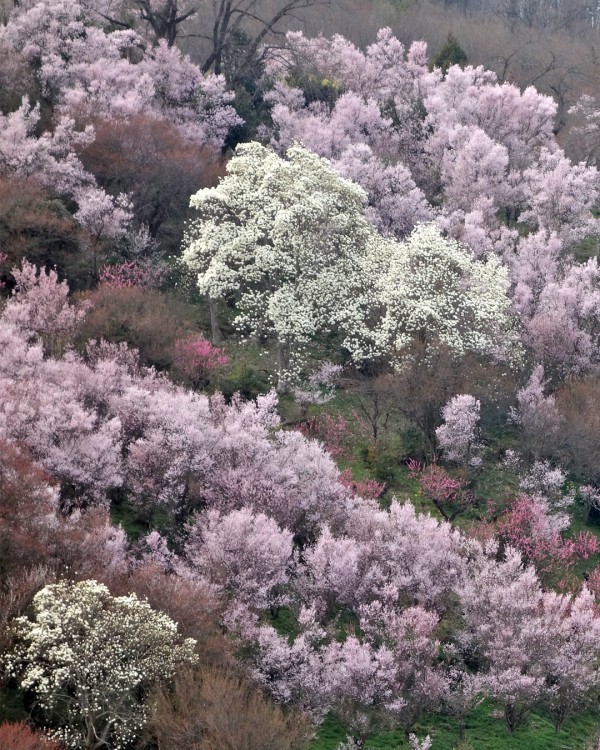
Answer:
[520,149,600,246]
[344,499,467,613]
[0,97,95,194]
[521,258,600,379]
[335,144,434,238]
[98,261,165,289]
[170,335,229,389]
[1,1,240,148]
[459,545,600,732]
[541,586,600,731]
[510,366,562,458]
[296,526,370,615]
[183,141,381,386]
[458,546,549,732]
[3,260,90,356]
[0,98,132,246]
[519,460,575,519]
[0,328,123,510]
[185,507,293,610]
[498,496,598,578]
[407,460,474,521]
[293,361,342,418]
[261,28,599,261]
[296,413,355,459]
[4,580,197,750]
[436,394,482,465]
[374,224,520,364]
[358,600,448,733]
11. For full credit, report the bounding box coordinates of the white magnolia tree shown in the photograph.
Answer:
[374,223,520,364]
[183,141,383,388]
[4,580,197,750]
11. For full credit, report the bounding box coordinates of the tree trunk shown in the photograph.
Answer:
[208,296,223,345]
[276,340,290,392]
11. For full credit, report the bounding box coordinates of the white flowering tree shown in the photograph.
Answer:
[4,580,197,750]
[436,394,482,465]
[183,141,381,388]
[375,224,521,365]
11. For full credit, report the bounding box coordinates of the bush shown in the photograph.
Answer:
[77,285,202,370]
[145,666,312,750]
[0,722,62,750]
[0,177,81,288]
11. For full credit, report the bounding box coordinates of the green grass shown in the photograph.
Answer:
[310,703,600,750]
[268,606,301,641]
[109,500,150,541]
[573,235,599,264]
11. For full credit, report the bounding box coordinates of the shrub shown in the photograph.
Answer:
[77,285,201,370]
[0,722,62,750]
[145,666,312,750]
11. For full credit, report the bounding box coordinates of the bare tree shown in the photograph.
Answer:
[343,364,397,447]
[195,0,331,78]
[101,0,330,80]
[133,0,198,46]
[98,0,200,47]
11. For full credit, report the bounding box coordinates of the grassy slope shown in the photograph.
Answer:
[293,387,600,750]
[312,707,599,750]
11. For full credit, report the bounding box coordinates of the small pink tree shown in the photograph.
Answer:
[408,460,474,521]
[339,469,386,501]
[296,413,354,460]
[170,335,228,389]
[498,496,598,579]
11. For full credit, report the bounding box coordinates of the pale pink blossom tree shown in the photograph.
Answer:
[436,394,482,465]
[1,0,241,148]
[185,507,293,610]
[510,366,562,458]
[3,260,90,356]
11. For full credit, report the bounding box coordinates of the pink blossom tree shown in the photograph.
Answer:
[510,366,562,459]
[185,507,293,611]
[170,335,229,389]
[521,259,600,379]
[498,496,597,578]
[0,97,95,196]
[4,260,89,356]
[520,149,600,245]
[261,28,598,260]
[436,394,482,465]
[344,499,467,613]
[98,261,165,290]
[541,586,600,731]
[296,526,373,616]
[408,460,474,521]
[1,0,240,148]
[358,598,448,733]
[459,545,549,732]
